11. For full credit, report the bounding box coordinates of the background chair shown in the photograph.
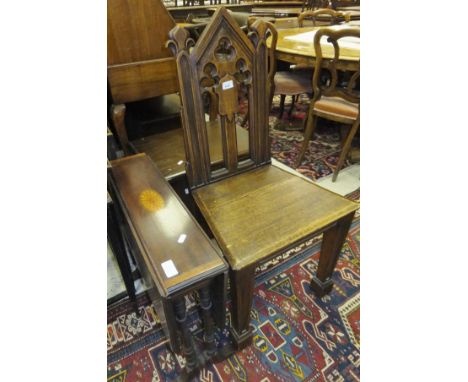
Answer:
[168,8,359,350]
[273,9,351,120]
[302,0,333,11]
[298,8,351,27]
[295,27,360,181]
[240,21,311,123]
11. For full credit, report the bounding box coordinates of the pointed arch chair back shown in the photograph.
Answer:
[167,7,276,189]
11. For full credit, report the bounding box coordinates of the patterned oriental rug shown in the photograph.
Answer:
[107,207,360,381]
[268,94,359,182]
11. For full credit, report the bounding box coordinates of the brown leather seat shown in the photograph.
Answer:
[274,71,312,96]
[295,27,360,182]
[314,96,359,121]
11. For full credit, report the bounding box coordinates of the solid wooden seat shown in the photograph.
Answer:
[109,153,228,373]
[132,120,250,180]
[167,8,358,350]
[193,165,357,270]
[295,27,360,181]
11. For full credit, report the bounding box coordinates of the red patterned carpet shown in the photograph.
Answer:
[269,94,359,182]
[107,203,360,382]
[108,101,360,381]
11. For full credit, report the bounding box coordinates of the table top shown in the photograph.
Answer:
[270,25,360,64]
[110,153,227,297]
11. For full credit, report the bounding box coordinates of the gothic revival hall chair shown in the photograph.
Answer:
[295,27,360,181]
[167,8,359,350]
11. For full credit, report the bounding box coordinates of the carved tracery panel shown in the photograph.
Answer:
[168,8,271,189]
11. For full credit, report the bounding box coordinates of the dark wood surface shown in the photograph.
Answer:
[110,153,227,297]
[108,0,180,151]
[108,0,176,65]
[167,8,359,349]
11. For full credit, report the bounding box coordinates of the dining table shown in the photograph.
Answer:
[268,24,360,71]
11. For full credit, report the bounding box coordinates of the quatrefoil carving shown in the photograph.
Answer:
[214,37,236,61]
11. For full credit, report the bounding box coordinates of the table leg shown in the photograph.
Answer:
[310,212,355,296]
[174,297,198,372]
[199,286,216,358]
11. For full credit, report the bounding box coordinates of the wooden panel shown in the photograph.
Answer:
[108,59,179,104]
[107,0,176,65]
[132,120,250,180]
[110,154,227,296]
[193,165,358,270]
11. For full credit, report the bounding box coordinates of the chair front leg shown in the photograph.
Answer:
[310,212,354,296]
[229,265,256,350]
[333,118,359,182]
[295,111,317,167]
[278,94,286,119]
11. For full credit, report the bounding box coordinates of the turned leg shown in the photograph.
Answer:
[333,119,360,182]
[199,286,216,358]
[295,111,317,167]
[173,297,198,372]
[111,104,129,155]
[229,265,256,350]
[278,94,286,119]
[311,213,355,296]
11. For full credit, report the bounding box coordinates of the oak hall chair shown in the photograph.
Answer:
[167,8,359,350]
[295,27,360,181]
